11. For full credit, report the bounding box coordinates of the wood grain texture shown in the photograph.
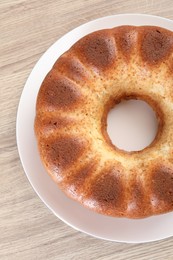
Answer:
[1,0,173,259]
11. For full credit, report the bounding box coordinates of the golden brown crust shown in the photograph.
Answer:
[151,166,173,209]
[35,115,76,139]
[72,29,116,71]
[36,70,82,111]
[140,27,173,64]
[89,168,125,215]
[40,136,86,171]
[127,179,148,218]
[65,162,96,199]
[113,26,137,58]
[53,54,89,83]
[35,25,173,218]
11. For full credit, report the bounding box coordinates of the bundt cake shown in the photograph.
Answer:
[35,26,173,218]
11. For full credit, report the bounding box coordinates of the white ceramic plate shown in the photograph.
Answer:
[16,14,173,243]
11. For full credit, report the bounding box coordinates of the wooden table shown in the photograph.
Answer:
[1,0,173,259]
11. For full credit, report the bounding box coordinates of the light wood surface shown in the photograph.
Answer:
[1,0,173,259]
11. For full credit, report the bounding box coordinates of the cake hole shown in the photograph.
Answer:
[107,100,158,152]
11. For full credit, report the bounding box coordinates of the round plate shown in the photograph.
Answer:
[17,14,173,243]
